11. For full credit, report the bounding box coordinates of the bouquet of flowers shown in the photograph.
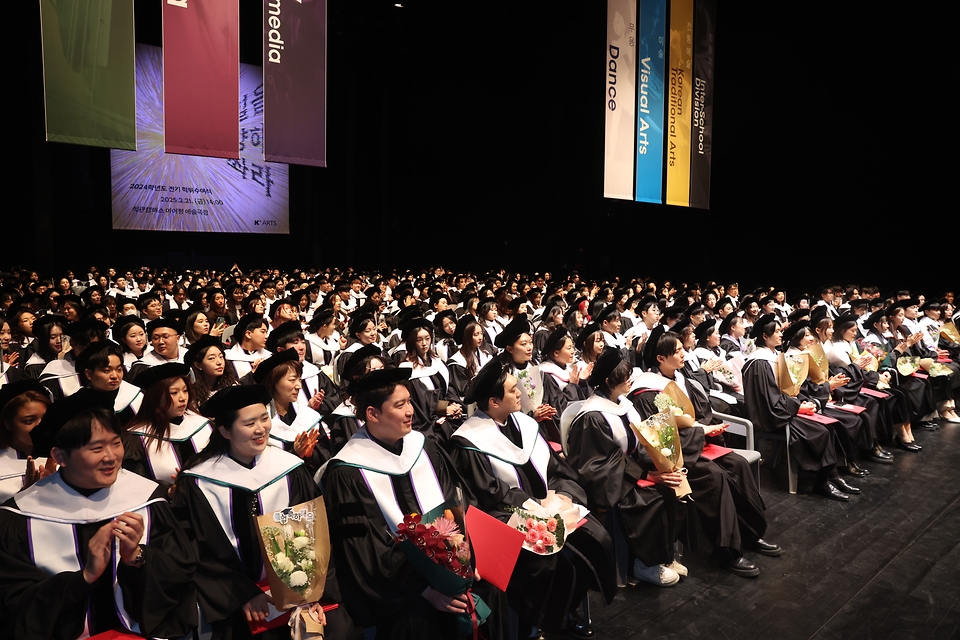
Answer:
[504,490,588,556]
[712,360,744,394]
[256,498,331,638]
[395,502,490,636]
[927,362,954,377]
[777,353,809,397]
[741,337,757,356]
[630,409,692,498]
[857,340,888,370]
[652,387,696,428]
[896,356,921,377]
[806,343,829,383]
[940,322,960,346]
[515,366,544,414]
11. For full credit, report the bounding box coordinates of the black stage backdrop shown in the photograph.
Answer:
[10,1,955,295]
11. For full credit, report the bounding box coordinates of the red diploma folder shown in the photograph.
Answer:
[701,443,734,460]
[464,506,525,592]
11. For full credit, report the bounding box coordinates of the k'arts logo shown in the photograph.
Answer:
[254,220,278,227]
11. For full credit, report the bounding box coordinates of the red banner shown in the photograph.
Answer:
[163,0,239,158]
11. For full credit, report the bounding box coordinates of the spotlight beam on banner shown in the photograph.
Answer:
[162,0,240,159]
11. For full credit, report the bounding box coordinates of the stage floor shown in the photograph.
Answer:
[580,419,960,640]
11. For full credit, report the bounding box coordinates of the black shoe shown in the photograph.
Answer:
[845,462,868,477]
[917,421,939,431]
[567,611,594,639]
[725,555,761,578]
[816,480,850,501]
[874,446,893,459]
[894,437,921,452]
[746,538,782,557]
[831,476,860,494]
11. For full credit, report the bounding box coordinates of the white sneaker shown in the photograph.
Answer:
[633,560,680,586]
[667,559,689,577]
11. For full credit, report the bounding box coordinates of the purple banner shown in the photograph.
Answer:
[263,0,327,167]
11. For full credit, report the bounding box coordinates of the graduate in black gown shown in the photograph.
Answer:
[398,318,463,447]
[566,348,686,586]
[121,362,212,486]
[0,394,197,640]
[177,385,351,640]
[537,327,587,444]
[629,330,778,577]
[322,368,486,639]
[449,358,616,636]
[741,315,857,500]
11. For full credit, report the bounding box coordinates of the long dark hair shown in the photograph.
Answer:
[190,342,239,403]
[122,375,198,451]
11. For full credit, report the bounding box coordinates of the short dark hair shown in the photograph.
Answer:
[355,381,409,419]
[55,407,121,454]
[596,360,631,398]
[476,367,509,412]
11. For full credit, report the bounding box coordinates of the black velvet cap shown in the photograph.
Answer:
[749,313,779,340]
[463,359,509,405]
[112,315,145,340]
[494,316,531,349]
[343,344,384,380]
[199,385,272,422]
[64,319,109,339]
[694,320,716,343]
[401,318,434,343]
[593,304,619,326]
[787,307,811,324]
[574,322,601,351]
[541,327,570,359]
[30,388,115,457]
[234,313,267,342]
[266,320,303,352]
[809,305,828,326]
[134,363,191,390]
[781,320,810,345]
[307,309,335,332]
[865,309,887,332]
[0,380,50,411]
[252,348,299,384]
[718,314,737,337]
[453,314,478,345]
[146,316,183,337]
[588,347,624,387]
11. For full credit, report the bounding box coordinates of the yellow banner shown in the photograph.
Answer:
[666,0,693,206]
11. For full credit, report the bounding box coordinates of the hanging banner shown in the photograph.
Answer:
[162,0,239,159]
[603,0,637,200]
[665,0,693,207]
[263,0,327,167]
[634,0,666,204]
[39,0,136,149]
[689,0,715,209]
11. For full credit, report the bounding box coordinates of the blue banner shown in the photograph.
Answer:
[635,0,667,204]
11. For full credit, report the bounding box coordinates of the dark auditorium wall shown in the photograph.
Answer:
[12,1,954,294]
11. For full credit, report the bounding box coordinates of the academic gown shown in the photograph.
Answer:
[741,350,837,473]
[39,355,82,402]
[268,400,330,472]
[787,349,866,460]
[566,395,681,567]
[122,411,213,484]
[321,429,474,638]
[446,349,493,404]
[300,360,341,416]
[628,375,767,552]
[825,341,887,446]
[538,361,585,444]
[449,411,617,630]
[180,446,348,640]
[324,402,362,456]
[0,471,197,640]
[862,333,930,422]
[399,358,462,448]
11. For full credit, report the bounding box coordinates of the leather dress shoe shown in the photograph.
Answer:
[845,462,868,477]
[831,476,860,494]
[725,555,760,578]
[895,437,921,452]
[746,538,782,557]
[816,480,850,501]
[567,611,594,639]
[917,421,939,431]
[868,446,893,464]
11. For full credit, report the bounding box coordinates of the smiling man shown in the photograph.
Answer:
[0,392,197,639]
[323,368,480,637]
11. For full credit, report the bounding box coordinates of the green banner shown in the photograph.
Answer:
[40,0,136,149]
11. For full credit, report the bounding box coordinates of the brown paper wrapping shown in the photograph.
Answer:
[629,410,692,498]
[777,353,809,397]
[256,497,331,612]
[940,322,960,345]
[807,344,829,383]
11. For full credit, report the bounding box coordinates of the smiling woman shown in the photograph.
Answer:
[177,385,352,639]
